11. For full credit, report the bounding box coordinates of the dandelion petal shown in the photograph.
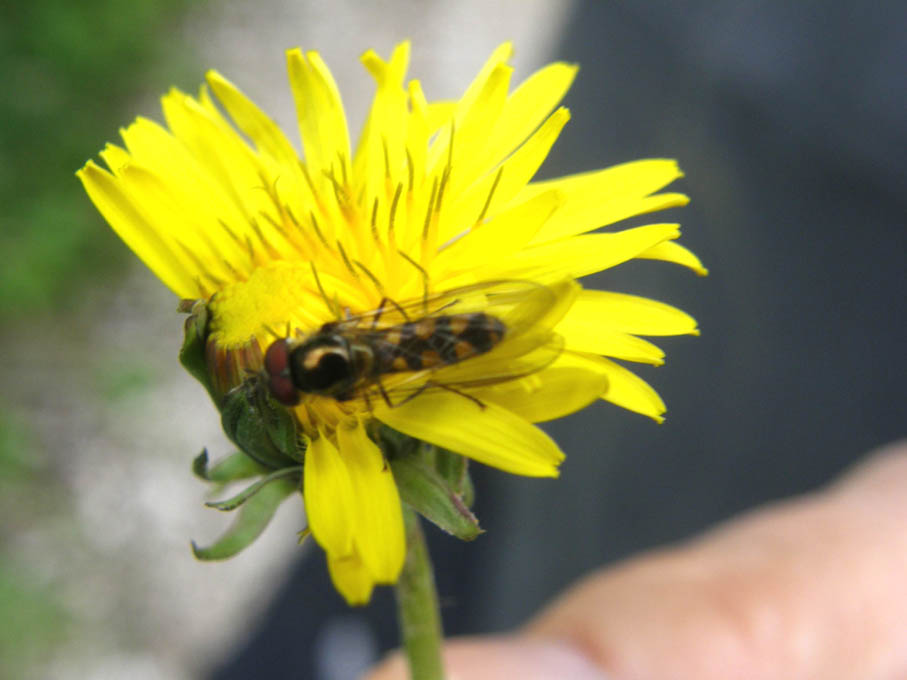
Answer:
[377,394,565,478]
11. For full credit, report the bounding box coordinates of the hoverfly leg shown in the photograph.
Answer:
[386,297,410,322]
[370,298,387,329]
[429,381,486,410]
[393,380,484,410]
[371,296,411,329]
[376,377,395,408]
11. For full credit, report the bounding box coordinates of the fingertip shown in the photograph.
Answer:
[363,636,609,680]
[362,650,406,680]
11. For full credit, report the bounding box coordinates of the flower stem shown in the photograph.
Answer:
[395,505,445,680]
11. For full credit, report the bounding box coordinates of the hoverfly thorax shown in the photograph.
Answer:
[290,333,369,400]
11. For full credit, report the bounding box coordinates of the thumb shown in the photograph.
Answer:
[364,635,608,680]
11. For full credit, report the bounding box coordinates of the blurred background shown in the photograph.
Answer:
[1,1,904,678]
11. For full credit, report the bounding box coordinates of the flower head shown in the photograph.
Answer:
[78,42,705,604]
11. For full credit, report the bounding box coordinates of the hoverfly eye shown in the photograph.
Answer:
[264,339,291,378]
[268,374,301,406]
[263,339,300,405]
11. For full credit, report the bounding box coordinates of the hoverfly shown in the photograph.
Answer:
[263,279,568,409]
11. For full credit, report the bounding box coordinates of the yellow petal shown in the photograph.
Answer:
[103,162,244,289]
[327,552,375,606]
[76,161,197,297]
[439,107,570,243]
[481,62,578,171]
[336,421,405,583]
[477,357,609,423]
[598,357,667,422]
[435,189,562,274]
[459,43,514,111]
[358,43,410,169]
[287,48,352,183]
[524,160,688,242]
[638,240,709,276]
[566,290,700,336]
[303,431,354,558]
[445,63,512,195]
[488,223,681,282]
[205,70,300,168]
[558,316,666,365]
[160,88,298,228]
[108,119,264,272]
[377,393,564,477]
[425,100,456,132]
[404,79,430,199]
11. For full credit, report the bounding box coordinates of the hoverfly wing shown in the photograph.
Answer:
[337,279,572,405]
[325,280,559,334]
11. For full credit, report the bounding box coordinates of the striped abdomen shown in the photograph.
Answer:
[371,313,506,373]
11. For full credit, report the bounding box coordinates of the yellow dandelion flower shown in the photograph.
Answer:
[77,42,705,605]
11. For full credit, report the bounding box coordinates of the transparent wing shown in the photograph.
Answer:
[326,279,568,338]
[331,279,579,406]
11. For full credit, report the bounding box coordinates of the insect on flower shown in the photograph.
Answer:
[263,279,568,410]
[78,39,705,604]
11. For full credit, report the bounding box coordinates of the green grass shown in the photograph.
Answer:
[0,0,205,319]
[0,563,71,679]
[0,407,70,678]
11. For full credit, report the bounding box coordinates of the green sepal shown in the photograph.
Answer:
[191,476,298,560]
[432,447,474,507]
[220,379,304,469]
[391,456,481,540]
[192,448,271,483]
[205,467,301,511]
[178,299,218,404]
[387,441,481,541]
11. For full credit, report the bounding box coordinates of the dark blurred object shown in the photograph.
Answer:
[211,2,907,677]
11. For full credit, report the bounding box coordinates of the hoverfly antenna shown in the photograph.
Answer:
[261,322,282,338]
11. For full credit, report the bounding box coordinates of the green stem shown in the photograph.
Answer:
[395,505,445,680]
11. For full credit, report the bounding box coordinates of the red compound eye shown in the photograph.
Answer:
[267,373,300,406]
[264,338,290,376]
[264,339,300,406]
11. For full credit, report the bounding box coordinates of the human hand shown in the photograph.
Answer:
[367,441,907,680]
